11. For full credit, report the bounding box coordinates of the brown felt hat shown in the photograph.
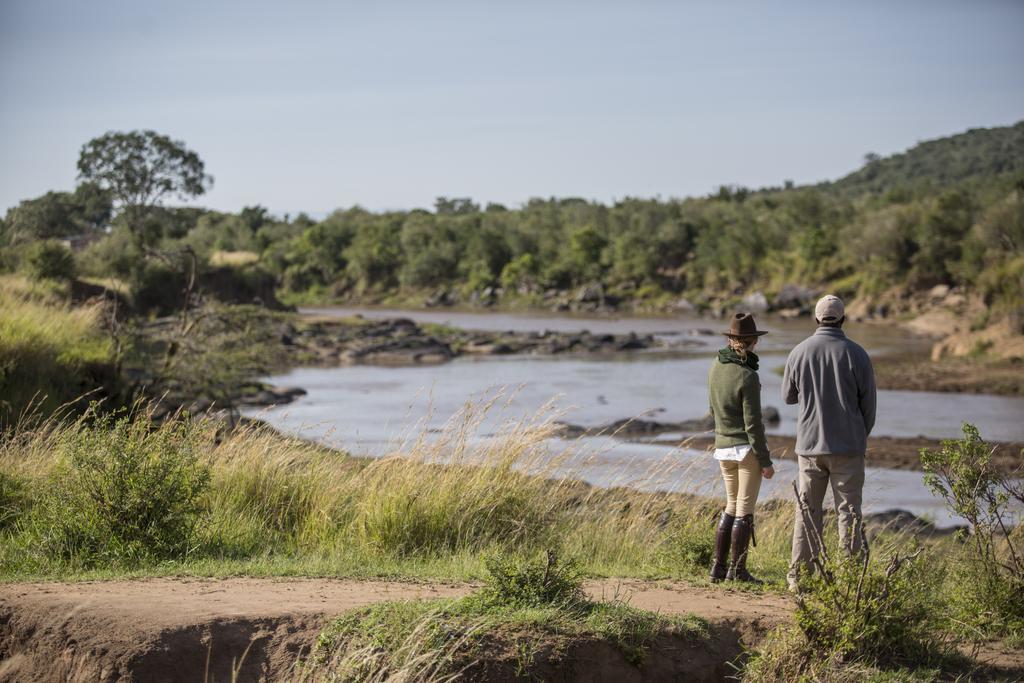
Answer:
[722,312,769,338]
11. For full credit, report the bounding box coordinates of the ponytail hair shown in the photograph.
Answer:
[727,335,759,360]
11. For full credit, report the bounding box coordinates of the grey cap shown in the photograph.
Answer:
[815,295,845,322]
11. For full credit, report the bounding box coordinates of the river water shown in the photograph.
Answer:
[246,307,1024,527]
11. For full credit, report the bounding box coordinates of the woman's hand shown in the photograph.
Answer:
[762,466,775,479]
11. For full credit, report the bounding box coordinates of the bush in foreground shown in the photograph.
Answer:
[922,423,1024,641]
[744,545,962,681]
[28,409,211,568]
[743,483,964,682]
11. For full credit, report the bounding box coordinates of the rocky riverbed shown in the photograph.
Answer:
[229,313,703,408]
[285,314,700,367]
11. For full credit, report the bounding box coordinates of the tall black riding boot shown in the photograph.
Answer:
[709,512,735,583]
[726,514,763,584]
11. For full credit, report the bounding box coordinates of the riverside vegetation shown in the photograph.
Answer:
[3,123,1022,412]
[1,396,1022,679]
[2,123,1024,679]
[2,123,1023,324]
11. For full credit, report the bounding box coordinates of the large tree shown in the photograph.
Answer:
[77,130,212,245]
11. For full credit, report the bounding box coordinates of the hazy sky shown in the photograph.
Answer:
[2,0,1022,216]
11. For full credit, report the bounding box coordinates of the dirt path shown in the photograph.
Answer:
[2,577,1020,681]
[0,577,790,682]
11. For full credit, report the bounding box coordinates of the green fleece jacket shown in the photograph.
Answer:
[707,348,772,468]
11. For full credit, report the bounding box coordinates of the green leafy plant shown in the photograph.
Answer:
[37,408,212,566]
[23,240,76,282]
[921,423,1024,639]
[476,549,586,610]
[743,488,960,680]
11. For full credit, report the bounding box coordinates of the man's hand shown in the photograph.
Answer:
[762,466,775,479]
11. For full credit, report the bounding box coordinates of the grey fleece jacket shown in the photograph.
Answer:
[782,326,877,456]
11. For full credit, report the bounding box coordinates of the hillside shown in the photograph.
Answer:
[826,120,1024,197]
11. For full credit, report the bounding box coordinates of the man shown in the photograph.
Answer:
[783,294,876,591]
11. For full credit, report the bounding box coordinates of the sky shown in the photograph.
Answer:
[1,0,1023,216]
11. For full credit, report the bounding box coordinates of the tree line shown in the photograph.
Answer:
[1,124,1022,320]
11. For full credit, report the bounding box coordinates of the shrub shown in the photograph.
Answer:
[36,409,212,566]
[745,545,958,680]
[921,423,1024,639]
[794,550,948,664]
[744,484,959,680]
[476,550,586,609]
[23,240,76,282]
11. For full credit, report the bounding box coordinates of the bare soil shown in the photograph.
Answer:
[1,577,1021,681]
[0,577,788,682]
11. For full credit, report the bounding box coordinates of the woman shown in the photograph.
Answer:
[707,312,774,583]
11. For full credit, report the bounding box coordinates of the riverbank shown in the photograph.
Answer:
[874,353,1024,396]
[676,433,1024,477]
[3,385,1022,681]
[552,416,1023,477]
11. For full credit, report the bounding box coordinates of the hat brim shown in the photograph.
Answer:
[722,330,769,338]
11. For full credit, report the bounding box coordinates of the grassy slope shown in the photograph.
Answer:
[0,404,794,584]
[0,276,115,426]
[311,593,709,680]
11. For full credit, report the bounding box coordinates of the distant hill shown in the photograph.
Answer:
[824,120,1024,197]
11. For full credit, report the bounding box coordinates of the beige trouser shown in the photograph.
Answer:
[719,451,763,517]
[789,454,865,582]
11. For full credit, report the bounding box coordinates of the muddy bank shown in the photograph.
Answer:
[873,354,1024,396]
[223,315,701,410]
[290,315,696,365]
[654,433,1023,477]
[0,578,787,682]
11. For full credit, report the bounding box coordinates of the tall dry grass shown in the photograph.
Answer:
[0,393,796,581]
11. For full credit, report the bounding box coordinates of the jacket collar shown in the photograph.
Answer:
[718,347,759,371]
[814,326,847,339]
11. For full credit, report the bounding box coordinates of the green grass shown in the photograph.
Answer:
[0,402,797,588]
[0,276,116,426]
[1,401,1020,680]
[313,597,708,677]
[308,551,708,680]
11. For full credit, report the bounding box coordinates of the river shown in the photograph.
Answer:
[245,307,1024,527]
